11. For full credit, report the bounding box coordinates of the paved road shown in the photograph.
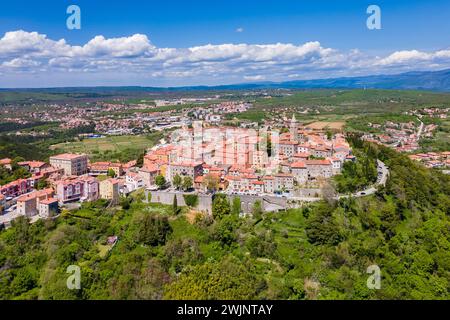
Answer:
[335,159,389,200]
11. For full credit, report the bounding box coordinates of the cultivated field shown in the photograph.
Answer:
[305,121,346,131]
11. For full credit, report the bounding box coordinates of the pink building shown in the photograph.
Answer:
[0,179,32,198]
[56,176,99,203]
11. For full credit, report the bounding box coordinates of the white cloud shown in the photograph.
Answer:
[377,49,450,66]
[236,27,244,33]
[73,34,155,58]
[2,58,41,68]
[244,75,265,81]
[0,30,449,87]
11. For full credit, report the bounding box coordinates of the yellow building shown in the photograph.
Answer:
[100,178,120,203]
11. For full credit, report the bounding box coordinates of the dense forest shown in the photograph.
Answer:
[0,140,449,300]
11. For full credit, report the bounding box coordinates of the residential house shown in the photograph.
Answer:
[55,176,99,203]
[263,176,275,194]
[290,161,308,184]
[139,164,159,188]
[274,174,294,193]
[305,160,333,179]
[99,178,120,203]
[38,198,59,218]
[16,188,54,217]
[125,172,144,193]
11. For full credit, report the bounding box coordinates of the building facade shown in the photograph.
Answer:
[50,153,89,176]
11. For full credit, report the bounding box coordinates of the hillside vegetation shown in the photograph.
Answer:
[0,141,449,300]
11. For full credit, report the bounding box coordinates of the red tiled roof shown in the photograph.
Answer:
[18,161,47,168]
[50,153,86,160]
[0,158,12,165]
[40,198,58,205]
[306,160,331,166]
[141,163,159,173]
[290,161,306,169]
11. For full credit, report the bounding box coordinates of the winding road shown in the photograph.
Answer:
[335,159,389,200]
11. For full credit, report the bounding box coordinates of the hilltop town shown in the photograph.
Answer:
[2,89,449,229]
[0,88,449,302]
[1,114,369,227]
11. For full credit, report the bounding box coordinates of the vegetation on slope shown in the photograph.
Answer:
[0,140,449,300]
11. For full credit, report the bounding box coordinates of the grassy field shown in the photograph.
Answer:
[50,133,163,162]
[51,135,154,153]
[419,118,450,152]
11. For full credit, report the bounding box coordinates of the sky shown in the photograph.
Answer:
[0,0,449,87]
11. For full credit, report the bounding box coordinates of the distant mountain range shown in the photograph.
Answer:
[1,69,450,92]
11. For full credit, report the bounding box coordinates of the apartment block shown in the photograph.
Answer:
[168,161,203,183]
[50,153,88,176]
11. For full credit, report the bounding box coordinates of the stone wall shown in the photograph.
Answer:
[145,190,213,215]
[146,190,288,215]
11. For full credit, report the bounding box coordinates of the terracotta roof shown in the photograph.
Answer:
[123,160,137,169]
[293,152,310,158]
[40,198,58,205]
[252,181,264,185]
[225,175,241,181]
[18,161,47,168]
[50,153,87,160]
[0,158,12,165]
[102,178,120,185]
[141,163,159,173]
[306,160,331,166]
[290,161,306,169]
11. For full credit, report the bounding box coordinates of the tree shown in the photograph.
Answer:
[35,179,49,190]
[232,197,241,216]
[305,203,342,245]
[211,215,240,247]
[246,231,277,259]
[182,176,193,191]
[136,150,146,167]
[120,196,131,210]
[107,168,116,178]
[321,181,337,205]
[155,175,166,189]
[203,173,220,193]
[212,194,231,220]
[173,174,182,190]
[134,214,173,246]
[252,200,263,220]
[164,256,261,300]
[326,129,333,140]
[183,194,198,207]
[172,195,179,215]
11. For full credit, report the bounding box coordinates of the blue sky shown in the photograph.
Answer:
[0,0,449,87]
